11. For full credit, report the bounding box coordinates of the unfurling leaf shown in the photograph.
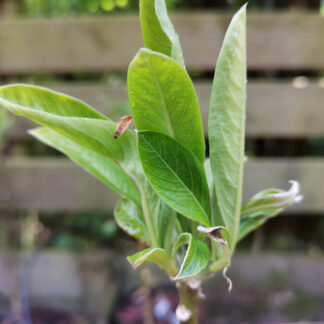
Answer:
[238,181,303,242]
[208,5,247,252]
[114,115,133,139]
[127,248,178,276]
[172,233,210,280]
[137,131,211,226]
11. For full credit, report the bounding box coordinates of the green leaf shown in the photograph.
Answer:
[114,198,148,242]
[0,84,140,176]
[128,48,205,162]
[172,233,210,280]
[138,131,211,226]
[208,5,247,251]
[140,0,185,68]
[238,183,303,241]
[31,127,141,207]
[0,84,108,120]
[127,248,178,276]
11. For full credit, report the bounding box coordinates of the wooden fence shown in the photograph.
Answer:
[0,13,323,213]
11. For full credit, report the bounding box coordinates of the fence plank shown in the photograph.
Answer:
[0,157,321,213]
[5,81,324,140]
[0,13,323,74]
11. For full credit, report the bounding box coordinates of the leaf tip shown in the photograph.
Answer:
[114,115,133,139]
[223,266,233,293]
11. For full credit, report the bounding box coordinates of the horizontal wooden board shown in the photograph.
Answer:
[0,12,323,74]
[4,81,324,140]
[0,157,320,213]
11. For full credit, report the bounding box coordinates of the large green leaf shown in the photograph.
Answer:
[140,0,185,68]
[128,48,205,162]
[172,233,210,280]
[208,6,247,251]
[114,198,148,243]
[0,84,140,176]
[138,131,211,226]
[127,247,178,276]
[30,127,141,207]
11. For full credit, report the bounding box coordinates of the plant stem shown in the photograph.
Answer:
[138,241,154,324]
[138,182,159,247]
[176,281,202,324]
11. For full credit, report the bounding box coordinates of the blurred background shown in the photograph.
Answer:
[0,0,324,323]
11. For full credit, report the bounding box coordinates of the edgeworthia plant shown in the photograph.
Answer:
[0,1,302,323]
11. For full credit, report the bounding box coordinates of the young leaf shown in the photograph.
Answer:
[30,127,141,207]
[127,248,178,276]
[138,131,211,226]
[0,84,140,176]
[172,233,210,280]
[208,5,247,251]
[238,182,303,241]
[140,0,185,68]
[128,48,205,162]
[114,198,148,243]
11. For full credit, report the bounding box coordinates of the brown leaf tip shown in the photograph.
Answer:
[114,115,133,139]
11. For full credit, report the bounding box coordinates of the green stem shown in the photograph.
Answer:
[138,183,159,247]
[176,281,202,324]
[164,209,176,253]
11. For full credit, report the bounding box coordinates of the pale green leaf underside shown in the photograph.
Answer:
[127,247,178,276]
[140,0,185,68]
[208,5,247,251]
[0,84,140,176]
[172,232,210,280]
[128,48,205,162]
[138,131,211,226]
[114,198,148,243]
[30,127,141,207]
